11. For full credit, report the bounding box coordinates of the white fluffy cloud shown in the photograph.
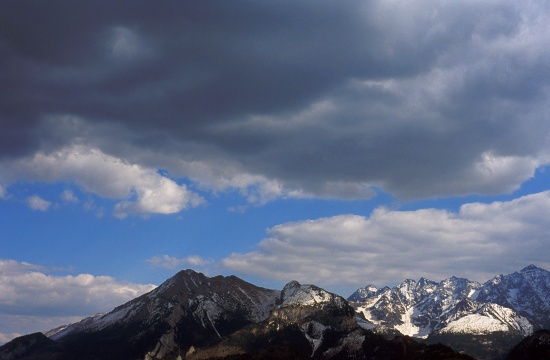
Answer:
[0,145,204,217]
[0,259,156,342]
[61,189,78,203]
[0,259,44,274]
[0,259,156,317]
[222,191,550,291]
[26,195,52,211]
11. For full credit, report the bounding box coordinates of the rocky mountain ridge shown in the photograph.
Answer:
[0,269,473,360]
[1,265,548,359]
[348,265,550,359]
[348,265,548,339]
[47,269,281,359]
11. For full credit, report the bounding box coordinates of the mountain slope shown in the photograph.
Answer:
[42,269,280,360]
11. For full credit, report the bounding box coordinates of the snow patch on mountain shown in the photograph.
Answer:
[439,304,533,336]
[301,321,328,355]
[394,307,421,338]
[280,281,339,307]
[440,314,510,335]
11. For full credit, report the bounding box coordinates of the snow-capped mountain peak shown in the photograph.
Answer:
[348,285,389,302]
[474,264,550,329]
[279,280,346,308]
[348,267,550,339]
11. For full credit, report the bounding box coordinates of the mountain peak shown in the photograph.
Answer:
[401,279,416,286]
[417,277,431,285]
[347,284,381,302]
[280,280,302,300]
[283,280,302,290]
[148,268,210,299]
[521,264,541,272]
[173,268,207,281]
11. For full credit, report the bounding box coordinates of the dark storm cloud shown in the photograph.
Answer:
[1,1,379,137]
[2,0,550,199]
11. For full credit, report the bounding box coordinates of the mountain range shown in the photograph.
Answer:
[1,265,549,359]
[349,264,550,359]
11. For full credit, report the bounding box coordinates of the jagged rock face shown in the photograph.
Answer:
[474,265,550,329]
[349,267,543,338]
[351,276,485,337]
[271,281,356,330]
[185,280,472,360]
[187,280,363,360]
[347,285,383,303]
[268,281,360,357]
[348,266,550,360]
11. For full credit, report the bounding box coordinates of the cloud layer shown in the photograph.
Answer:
[27,195,52,212]
[1,145,204,217]
[2,0,550,209]
[0,259,156,342]
[222,191,550,289]
[0,259,156,317]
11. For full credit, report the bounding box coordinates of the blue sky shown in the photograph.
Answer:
[2,0,550,343]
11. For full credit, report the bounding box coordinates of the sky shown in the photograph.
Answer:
[2,0,550,343]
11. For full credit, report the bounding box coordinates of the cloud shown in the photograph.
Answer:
[1,145,204,217]
[61,189,78,203]
[27,195,52,211]
[0,259,156,318]
[0,332,21,345]
[147,255,215,270]
[1,1,550,201]
[0,259,45,274]
[222,191,550,291]
[108,26,150,59]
